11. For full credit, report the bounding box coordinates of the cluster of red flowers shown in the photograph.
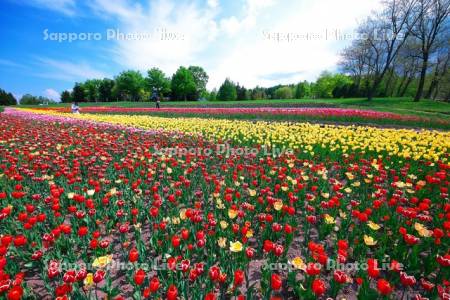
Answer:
[0,112,448,299]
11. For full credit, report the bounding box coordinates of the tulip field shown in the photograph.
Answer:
[29,106,450,130]
[0,107,449,300]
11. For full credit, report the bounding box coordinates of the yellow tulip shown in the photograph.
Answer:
[367,221,381,231]
[229,241,243,252]
[92,254,113,268]
[363,235,377,246]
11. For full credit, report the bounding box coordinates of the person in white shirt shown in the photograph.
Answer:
[71,102,80,114]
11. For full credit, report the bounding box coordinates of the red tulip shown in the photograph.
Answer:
[209,266,220,281]
[129,248,139,262]
[7,286,23,300]
[47,267,60,279]
[390,260,402,272]
[134,269,146,286]
[99,239,110,248]
[119,223,129,233]
[149,277,160,293]
[273,244,284,256]
[306,215,317,224]
[333,270,348,284]
[63,270,76,283]
[306,263,321,276]
[437,254,450,267]
[180,259,190,273]
[93,270,105,283]
[77,226,88,237]
[263,240,273,252]
[367,259,380,278]
[400,272,416,287]
[76,269,87,281]
[377,278,393,295]
[171,235,181,248]
[245,247,255,259]
[404,234,420,245]
[181,229,189,240]
[13,235,27,247]
[311,279,326,296]
[420,278,435,291]
[337,240,348,250]
[284,224,293,234]
[166,285,178,300]
[234,269,245,287]
[271,273,282,290]
[204,292,216,300]
[89,239,98,249]
[1,235,12,247]
[31,250,43,260]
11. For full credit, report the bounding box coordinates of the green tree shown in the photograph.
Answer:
[208,88,217,101]
[146,68,171,97]
[20,94,41,105]
[313,71,334,98]
[236,84,249,100]
[84,79,102,102]
[9,93,17,105]
[99,78,115,102]
[294,81,310,98]
[188,66,209,99]
[113,70,145,101]
[171,67,196,101]
[72,83,85,102]
[313,72,353,98]
[250,86,267,100]
[217,78,237,101]
[0,88,17,105]
[274,86,293,99]
[60,90,72,103]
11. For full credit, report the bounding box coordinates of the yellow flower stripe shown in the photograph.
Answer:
[20,108,450,162]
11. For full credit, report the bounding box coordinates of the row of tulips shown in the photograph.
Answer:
[31,106,450,127]
[0,108,448,299]
[15,108,450,162]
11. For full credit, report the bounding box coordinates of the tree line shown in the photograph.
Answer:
[339,0,449,101]
[61,66,209,103]
[0,88,17,106]
[60,70,369,103]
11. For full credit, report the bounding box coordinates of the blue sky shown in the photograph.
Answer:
[0,0,380,101]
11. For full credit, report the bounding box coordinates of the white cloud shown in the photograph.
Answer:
[220,16,241,36]
[89,0,219,76]
[89,0,380,89]
[207,0,219,9]
[220,0,276,36]
[0,59,26,68]
[35,57,109,82]
[17,0,382,90]
[44,88,60,101]
[209,0,381,88]
[20,0,76,16]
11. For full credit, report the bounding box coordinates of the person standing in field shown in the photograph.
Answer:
[71,101,80,114]
[151,88,160,109]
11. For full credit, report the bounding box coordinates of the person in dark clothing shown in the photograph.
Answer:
[151,88,160,109]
